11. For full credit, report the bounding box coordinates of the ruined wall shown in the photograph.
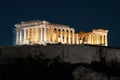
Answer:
[1,45,120,64]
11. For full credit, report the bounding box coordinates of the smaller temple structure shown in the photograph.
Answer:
[77,29,108,46]
[15,20,108,46]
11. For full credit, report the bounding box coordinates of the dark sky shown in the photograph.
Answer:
[0,0,120,47]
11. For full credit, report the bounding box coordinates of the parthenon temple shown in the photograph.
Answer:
[15,20,108,46]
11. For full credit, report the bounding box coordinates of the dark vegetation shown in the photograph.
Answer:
[2,55,74,80]
[1,53,120,80]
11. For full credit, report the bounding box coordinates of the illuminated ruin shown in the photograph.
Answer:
[15,20,108,46]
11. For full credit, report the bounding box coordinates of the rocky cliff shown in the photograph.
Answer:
[1,44,120,65]
[1,44,120,80]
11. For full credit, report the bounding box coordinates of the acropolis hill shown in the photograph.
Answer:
[2,20,120,65]
[0,44,120,65]
[1,44,120,80]
[1,20,120,80]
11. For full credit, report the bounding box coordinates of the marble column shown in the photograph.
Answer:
[92,35,94,44]
[20,29,22,45]
[88,35,91,44]
[98,34,100,45]
[72,30,75,44]
[68,30,71,44]
[56,28,59,42]
[43,27,45,42]
[103,35,105,46]
[60,29,63,43]
[48,27,50,42]
[76,34,79,44]
[38,27,41,43]
[90,35,92,44]
[100,35,101,45]
[102,35,104,45]
[41,27,43,43]
[97,34,100,45]
[105,34,107,46]
[64,29,67,43]
[44,27,46,42]
[28,28,30,44]
[24,29,26,44]
[57,29,60,43]
[36,27,38,43]
[96,34,98,45]
[31,28,34,43]
[46,27,48,42]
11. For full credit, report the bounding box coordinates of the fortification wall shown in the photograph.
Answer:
[1,45,120,64]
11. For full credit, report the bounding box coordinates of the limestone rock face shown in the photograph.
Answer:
[73,66,108,80]
[1,45,120,80]
[1,45,120,65]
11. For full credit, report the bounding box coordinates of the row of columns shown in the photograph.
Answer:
[90,34,107,46]
[53,28,75,44]
[79,34,107,46]
[74,33,107,46]
[16,26,75,45]
[16,27,45,45]
[16,27,107,46]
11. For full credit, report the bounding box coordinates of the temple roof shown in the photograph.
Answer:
[15,20,72,29]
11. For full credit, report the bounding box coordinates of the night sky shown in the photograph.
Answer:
[0,0,120,47]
